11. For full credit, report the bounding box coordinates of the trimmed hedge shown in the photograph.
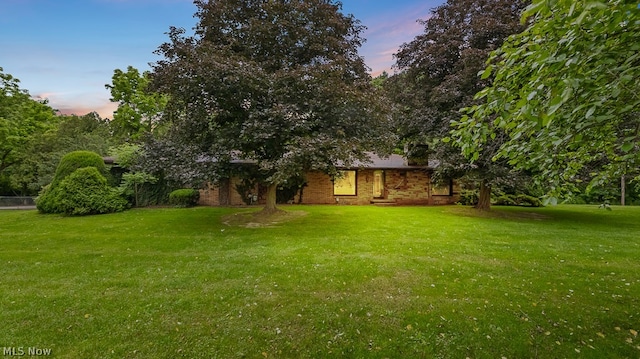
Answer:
[169,189,200,207]
[37,150,127,215]
[37,167,128,215]
[51,150,107,187]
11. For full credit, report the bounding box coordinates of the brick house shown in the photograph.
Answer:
[199,153,460,206]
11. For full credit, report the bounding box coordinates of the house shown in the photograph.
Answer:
[198,153,460,206]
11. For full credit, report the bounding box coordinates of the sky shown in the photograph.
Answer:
[0,0,444,119]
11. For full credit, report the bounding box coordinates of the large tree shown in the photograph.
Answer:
[0,67,57,193]
[453,0,640,203]
[106,66,168,142]
[388,0,529,210]
[151,0,390,212]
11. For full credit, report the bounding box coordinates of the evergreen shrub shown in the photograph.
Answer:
[169,189,200,207]
[36,150,127,215]
[37,167,127,215]
[51,150,107,187]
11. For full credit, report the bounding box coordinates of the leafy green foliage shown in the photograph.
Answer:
[0,67,57,192]
[152,0,393,211]
[8,112,113,195]
[453,0,640,200]
[456,189,479,206]
[118,172,158,207]
[109,143,175,207]
[388,0,528,210]
[37,150,127,215]
[108,143,141,169]
[51,150,107,187]
[51,167,128,215]
[494,193,543,207]
[37,167,127,215]
[105,66,167,142]
[168,188,200,207]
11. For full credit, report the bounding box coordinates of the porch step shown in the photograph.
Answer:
[371,199,397,205]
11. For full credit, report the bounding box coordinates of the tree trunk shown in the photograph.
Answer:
[475,181,491,211]
[261,182,279,214]
[621,175,626,206]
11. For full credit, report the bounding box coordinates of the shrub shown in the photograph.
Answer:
[54,167,128,215]
[35,184,56,213]
[494,194,517,206]
[51,150,107,187]
[118,172,158,207]
[457,190,479,206]
[515,194,543,207]
[37,168,127,215]
[169,188,200,207]
[493,193,543,207]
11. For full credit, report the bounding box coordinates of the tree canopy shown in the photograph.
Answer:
[9,112,112,195]
[453,0,640,202]
[389,0,528,210]
[0,68,57,177]
[0,68,58,194]
[106,66,168,142]
[152,0,391,212]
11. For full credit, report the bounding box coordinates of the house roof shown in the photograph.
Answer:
[342,153,434,170]
[104,152,434,170]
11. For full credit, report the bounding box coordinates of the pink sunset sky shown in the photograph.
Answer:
[0,0,443,119]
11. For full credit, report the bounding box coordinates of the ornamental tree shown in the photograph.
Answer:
[452,0,640,203]
[151,0,391,213]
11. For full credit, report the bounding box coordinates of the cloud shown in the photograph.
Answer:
[359,3,432,75]
[56,102,118,120]
[33,90,117,119]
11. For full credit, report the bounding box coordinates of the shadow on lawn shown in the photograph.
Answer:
[221,209,308,228]
[445,206,551,221]
[446,205,636,228]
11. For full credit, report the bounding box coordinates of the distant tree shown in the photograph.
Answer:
[388,0,528,210]
[106,66,168,142]
[372,71,389,89]
[453,0,640,204]
[0,67,57,193]
[152,0,391,213]
[10,112,112,195]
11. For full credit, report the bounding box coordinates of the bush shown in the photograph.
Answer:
[493,193,543,207]
[457,190,479,206]
[494,194,517,206]
[35,184,56,213]
[169,188,200,207]
[118,172,158,207]
[515,194,543,207]
[37,167,128,215]
[51,150,107,187]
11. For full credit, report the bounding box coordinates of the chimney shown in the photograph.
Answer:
[406,144,429,166]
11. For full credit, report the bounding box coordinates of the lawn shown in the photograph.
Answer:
[1,205,639,358]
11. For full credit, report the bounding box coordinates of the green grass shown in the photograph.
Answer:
[1,205,639,358]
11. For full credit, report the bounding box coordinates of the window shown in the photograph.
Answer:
[333,170,357,195]
[431,179,453,196]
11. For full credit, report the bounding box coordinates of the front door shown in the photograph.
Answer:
[373,170,385,198]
